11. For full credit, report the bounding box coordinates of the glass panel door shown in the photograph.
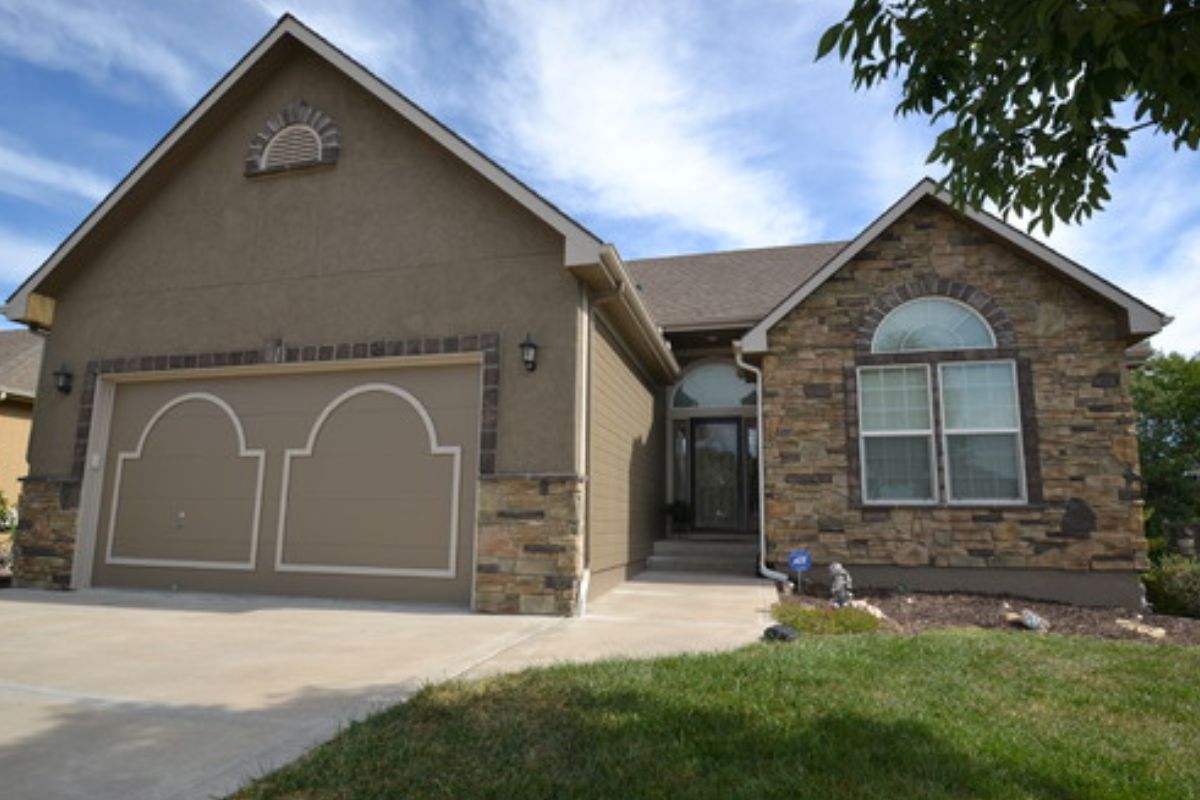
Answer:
[691,418,741,530]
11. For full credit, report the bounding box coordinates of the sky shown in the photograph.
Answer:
[0,0,1196,354]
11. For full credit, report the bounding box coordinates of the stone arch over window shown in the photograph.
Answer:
[245,99,340,176]
[855,277,1015,354]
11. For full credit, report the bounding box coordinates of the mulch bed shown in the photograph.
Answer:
[779,588,1200,645]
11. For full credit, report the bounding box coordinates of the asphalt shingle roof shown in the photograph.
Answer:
[0,330,43,399]
[627,241,848,330]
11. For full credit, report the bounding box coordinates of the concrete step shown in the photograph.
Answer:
[645,554,758,574]
[670,531,756,542]
[653,539,758,558]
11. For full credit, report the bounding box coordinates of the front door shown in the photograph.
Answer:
[691,418,742,531]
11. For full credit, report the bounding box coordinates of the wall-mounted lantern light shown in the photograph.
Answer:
[519,333,539,372]
[52,363,73,395]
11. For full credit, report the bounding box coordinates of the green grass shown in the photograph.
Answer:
[234,631,1200,800]
[770,602,882,634]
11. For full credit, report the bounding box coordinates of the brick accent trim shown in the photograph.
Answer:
[70,333,501,478]
[244,99,340,177]
[855,277,1017,354]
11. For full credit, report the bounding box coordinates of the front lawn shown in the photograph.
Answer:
[234,630,1200,799]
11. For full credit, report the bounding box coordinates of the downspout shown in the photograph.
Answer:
[734,341,789,584]
[576,282,592,617]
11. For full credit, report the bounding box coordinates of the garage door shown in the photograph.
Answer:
[88,360,479,605]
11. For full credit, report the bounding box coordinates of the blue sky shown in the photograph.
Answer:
[0,0,1196,353]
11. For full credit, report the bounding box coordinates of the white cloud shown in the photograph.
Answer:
[1034,140,1200,357]
[0,137,113,205]
[471,0,820,252]
[253,0,421,85]
[1119,232,1200,357]
[0,226,53,285]
[0,0,208,103]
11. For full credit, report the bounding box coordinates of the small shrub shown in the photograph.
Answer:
[770,603,881,635]
[1142,555,1200,618]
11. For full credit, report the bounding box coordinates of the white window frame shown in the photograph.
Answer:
[937,359,1027,505]
[870,296,997,354]
[856,363,938,506]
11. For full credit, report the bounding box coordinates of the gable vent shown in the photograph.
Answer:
[245,100,340,177]
[262,124,321,170]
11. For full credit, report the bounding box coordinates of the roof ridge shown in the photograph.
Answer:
[627,239,849,265]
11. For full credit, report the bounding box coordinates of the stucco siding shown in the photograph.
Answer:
[28,41,581,480]
[588,315,664,599]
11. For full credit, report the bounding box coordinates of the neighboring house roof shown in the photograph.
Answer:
[0,330,43,401]
[627,242,847,331]
[742,179,1171,353]
[2,14,605,325]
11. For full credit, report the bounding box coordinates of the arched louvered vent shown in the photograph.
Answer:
[262,125,321,170]
[245,100,340,177]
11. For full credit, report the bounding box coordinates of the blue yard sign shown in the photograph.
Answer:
[788,548,812,573]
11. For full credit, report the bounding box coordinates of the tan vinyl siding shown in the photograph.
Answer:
[587,316,664,600]
[0,401,33,504]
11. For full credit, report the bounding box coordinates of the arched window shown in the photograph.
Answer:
[872,297,994,353]
[262,124,322,171]
[673,363,756,408]
[858,297,1025,504]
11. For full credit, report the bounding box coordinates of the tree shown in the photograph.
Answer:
[1130,352,1200,552]
[817,1,1200,233]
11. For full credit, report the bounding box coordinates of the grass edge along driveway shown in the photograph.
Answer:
[234,629,1200,800]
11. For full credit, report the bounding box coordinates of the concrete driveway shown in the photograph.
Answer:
[0,571,773,800]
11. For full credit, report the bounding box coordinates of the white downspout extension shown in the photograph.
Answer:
[577,283,593,617]
[734,341,789,584]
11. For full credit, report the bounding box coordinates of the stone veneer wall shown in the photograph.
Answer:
[762,199,1146,588]
[12,477,80,589]
[475,476,585,615]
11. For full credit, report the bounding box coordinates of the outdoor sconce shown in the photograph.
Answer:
[519,333,539,372]
[52,363,73,395]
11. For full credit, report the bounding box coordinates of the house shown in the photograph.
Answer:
[3,16,1166,611]
[0,330,42,511]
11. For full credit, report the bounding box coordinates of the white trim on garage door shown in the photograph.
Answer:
[104,391,267,571]
[273,382,463,578]
[71,353,482,594]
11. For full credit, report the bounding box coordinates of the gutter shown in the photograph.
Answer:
[596,245,680,381]
[734,341,789,584]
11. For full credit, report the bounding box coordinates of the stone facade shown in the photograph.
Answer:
[762,199,1146,588]
[475,476,585,615]
[13,477,80,589]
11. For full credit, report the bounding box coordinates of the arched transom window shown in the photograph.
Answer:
[872,297,995,353]
[673,363,757,408]
[858,297,1025,505]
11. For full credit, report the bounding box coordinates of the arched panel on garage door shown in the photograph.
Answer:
[275,383,462,577]
[104,392,265,570]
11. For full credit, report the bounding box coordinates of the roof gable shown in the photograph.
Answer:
[3,14,603,325]
[741,179,1169,353]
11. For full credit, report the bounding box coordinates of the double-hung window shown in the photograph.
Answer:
[858,365,936,502]
[858,297,1026,505]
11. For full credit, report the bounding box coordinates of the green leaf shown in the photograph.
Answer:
[816,24,843,60]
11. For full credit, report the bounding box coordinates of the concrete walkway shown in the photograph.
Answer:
[0,571,774,800]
